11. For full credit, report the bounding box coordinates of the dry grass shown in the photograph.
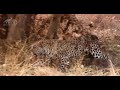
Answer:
[0,41,119,76]
[0,61,119,76]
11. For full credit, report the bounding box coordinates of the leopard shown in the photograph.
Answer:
[30,33,109,72]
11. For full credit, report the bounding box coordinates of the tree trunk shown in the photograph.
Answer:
[46,14,62,39]
[25,14,35,37]
[7,14,27,43]
[0,14,8,39]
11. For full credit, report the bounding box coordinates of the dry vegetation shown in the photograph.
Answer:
[0,14,120,76]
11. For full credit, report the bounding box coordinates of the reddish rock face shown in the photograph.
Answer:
[106,14,120,20]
